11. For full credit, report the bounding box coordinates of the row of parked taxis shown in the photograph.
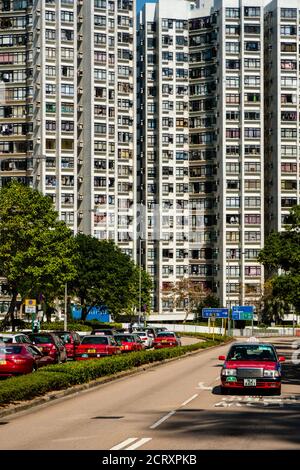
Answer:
[0,326,182,378]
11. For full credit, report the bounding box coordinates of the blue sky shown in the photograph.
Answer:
[137,0,157,13]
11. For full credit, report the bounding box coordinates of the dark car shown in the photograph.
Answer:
[218,342,285,395]
[91,328,116,336]
[0,344,55,377]
[27,332,67,364]
[51,330,81,360]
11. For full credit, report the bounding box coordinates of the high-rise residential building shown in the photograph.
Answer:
[137,0,191,314]
[0,0,136,311]
[264,0,300,234]
[0,0,136,255]
[138,0,299,318]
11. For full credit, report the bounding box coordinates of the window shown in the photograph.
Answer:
[244,7,260,17]
[245,231,261,241]
[245,128,261,138]
[226,8,240,18]
[245,196,261,207]
[226,197,240,208]
[244,93,260,103]
[281,8,297,18]
[245,41,260,51]
[245,214,261,225]
[226,42,240,53]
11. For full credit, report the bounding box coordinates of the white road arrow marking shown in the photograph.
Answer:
[197,382,213,390]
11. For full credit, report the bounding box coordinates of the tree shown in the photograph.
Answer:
[0,182,78,330]
[162,278,209,322]
[258,205,300,312]
[260,280,291,325]
[196,293,220,321]
[69,234,152,321]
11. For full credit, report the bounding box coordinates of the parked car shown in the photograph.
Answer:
[0,333,32,345]
[51,330,81,360]
[218,342,285,395]
[0,344,55,377]
[75,335,121,360]
[91,328,116,336]
[134,331,153,349]
[113,333,145,352]
[153,331,181,349]
[27,332,67,364]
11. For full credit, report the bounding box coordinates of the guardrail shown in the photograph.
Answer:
[148,323,300,338]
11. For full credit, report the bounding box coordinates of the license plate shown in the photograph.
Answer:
[244,379,257,386]
[161,340,167,343]
[0,360,6,365]
[87,349,96,353]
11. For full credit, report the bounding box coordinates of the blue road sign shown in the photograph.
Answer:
[202,308,229,319]
[232,306,254,321]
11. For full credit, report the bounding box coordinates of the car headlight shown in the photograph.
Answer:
[264,370,280,378]
[222,368,237,376]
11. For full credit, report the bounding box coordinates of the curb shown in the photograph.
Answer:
[0,338,233,420]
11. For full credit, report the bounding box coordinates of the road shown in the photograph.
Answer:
[0,337,300,450]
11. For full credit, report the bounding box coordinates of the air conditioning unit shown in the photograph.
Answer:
[78,194,83,200]
[78,211,83,219]
[78,177,83,183]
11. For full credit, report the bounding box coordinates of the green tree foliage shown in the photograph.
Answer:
[195,294,220,320]
[258,205,300,311]
[0,182,78,330]
[70,234,152,321]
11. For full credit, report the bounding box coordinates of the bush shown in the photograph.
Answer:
[40,321,122,332]
[0,334,230,406]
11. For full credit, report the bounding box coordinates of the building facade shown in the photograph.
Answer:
[0,0,136,254]
[0,0,136,311]
[138,0,299,316]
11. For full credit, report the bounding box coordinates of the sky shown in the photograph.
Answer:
[137,0,157,13]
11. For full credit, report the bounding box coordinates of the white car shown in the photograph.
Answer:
[135,331,153,348]
[0,333,32,344]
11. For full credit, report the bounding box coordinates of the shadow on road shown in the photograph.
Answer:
[212,385,280,397]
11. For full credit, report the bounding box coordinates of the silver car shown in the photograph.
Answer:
[135,331,153,348]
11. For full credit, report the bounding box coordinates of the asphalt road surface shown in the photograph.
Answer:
[0,337,300,450]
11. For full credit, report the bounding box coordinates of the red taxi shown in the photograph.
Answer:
[219,342,285,395]
[75,335,121,360]
[27,332,67,363]
[153,331,181,349]
[113,334,144,352]
[0,344,55,377]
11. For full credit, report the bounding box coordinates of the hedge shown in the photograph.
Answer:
[40,321,122,332]
[0,334,231,407]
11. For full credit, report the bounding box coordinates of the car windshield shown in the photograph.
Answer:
[55,333,71,343]
[0,346,22,355]
[81,337,108,345]
[0,336,13,343]
[115,335,135,342]
[156,332,175,338]
[29,335,53,344]
[227,345,277,362]
[136,332,147,337]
